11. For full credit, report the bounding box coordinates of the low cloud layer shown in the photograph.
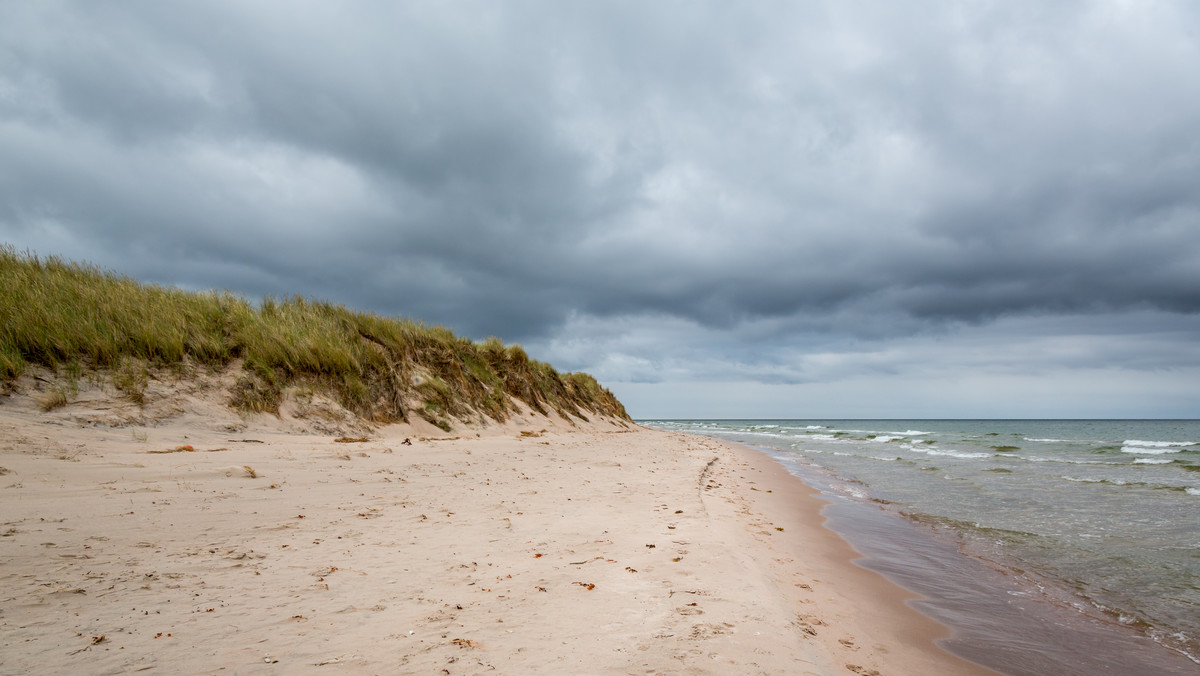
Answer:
[3,1,1199,416]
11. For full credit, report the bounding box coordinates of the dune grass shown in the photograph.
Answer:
[0,246,629,428]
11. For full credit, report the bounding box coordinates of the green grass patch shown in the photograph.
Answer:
[0,246,629,424]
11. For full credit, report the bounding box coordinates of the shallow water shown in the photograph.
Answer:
[644,420,1200,674]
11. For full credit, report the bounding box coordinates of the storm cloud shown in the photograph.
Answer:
[3,1,1199,416]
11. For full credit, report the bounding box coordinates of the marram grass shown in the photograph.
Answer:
[0,246,629,428]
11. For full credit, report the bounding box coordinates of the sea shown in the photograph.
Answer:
[642,419,1199,675]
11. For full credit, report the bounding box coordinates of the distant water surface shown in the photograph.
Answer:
[643,419,1199,674]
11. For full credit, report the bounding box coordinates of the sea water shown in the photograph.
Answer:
[643,420,1199,674]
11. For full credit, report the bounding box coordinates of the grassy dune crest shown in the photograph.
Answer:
[0,247,629,428]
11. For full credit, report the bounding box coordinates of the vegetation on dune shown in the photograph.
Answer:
[0,246,629,428]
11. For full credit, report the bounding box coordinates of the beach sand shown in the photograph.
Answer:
[0,381,995,674]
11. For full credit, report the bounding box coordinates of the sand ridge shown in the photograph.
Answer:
[0,390,993,674]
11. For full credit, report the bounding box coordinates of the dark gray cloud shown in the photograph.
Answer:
[3,1,1199,416]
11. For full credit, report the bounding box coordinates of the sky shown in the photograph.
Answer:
[2,1,1199,418]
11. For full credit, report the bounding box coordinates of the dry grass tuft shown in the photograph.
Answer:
[148,445,194,454]
[112,357,148,405]
[38,387,70,411]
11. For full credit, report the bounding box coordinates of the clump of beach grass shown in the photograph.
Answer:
[0,246,630,424]
[38,386,71,412]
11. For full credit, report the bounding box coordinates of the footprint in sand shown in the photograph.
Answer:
[796,614,826,637]
[689,622,734,639]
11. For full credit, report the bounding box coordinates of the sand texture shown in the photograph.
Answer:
[0,386,994,674]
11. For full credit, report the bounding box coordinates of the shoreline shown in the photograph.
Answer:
[707,435,998,675]
[1,396,992,674]
[689,427,1200,676]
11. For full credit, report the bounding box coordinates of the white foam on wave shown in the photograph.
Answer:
[1025,438,1066,443]
[1121,442,1191,455]
[912,447,991,459]
[836,485,869,499]
[1133,458,1174,465]
[1186,487,1200,496]
[871,435,904,443]
[899,430,929,436]
[806,434,838,441]
[1122,440,1195,455]
[1016,455,1122,466]
[1061,476,1134,485]
[805,425,825,430]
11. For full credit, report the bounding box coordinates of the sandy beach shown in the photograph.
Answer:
[0,382,994,675]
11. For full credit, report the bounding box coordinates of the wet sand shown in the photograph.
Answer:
[754,445,1200,676]
[0,386,994,674]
